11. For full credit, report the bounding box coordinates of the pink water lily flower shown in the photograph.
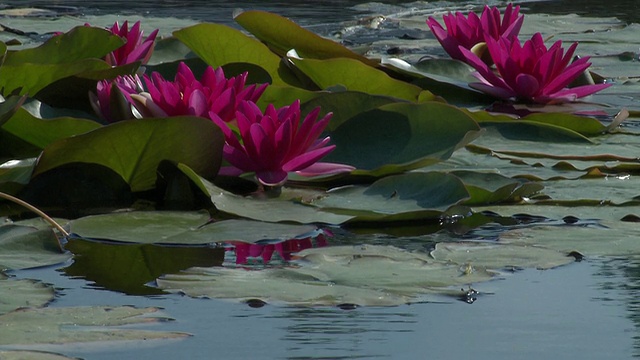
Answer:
[459,32,612,103]
[123,62,267,121]
[211,100,355,187]
[105,21,159,66]
[427,4,524,63]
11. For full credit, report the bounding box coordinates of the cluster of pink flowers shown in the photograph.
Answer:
[427,3,611,103]
[89,19,353,187]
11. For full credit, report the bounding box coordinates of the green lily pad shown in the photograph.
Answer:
[289,56,428,101]
[173,23,296,86]
[0,274,55,316]
[179,165,354,225]
[235,10,375,65]
[156,244,494,306]
[68,211,317,245]
[32,116,223,192]
[0,26,124,96]
[0,225,69,271]
[447,170,544,205]
[300,91,401,131]
[430,242,575,271]
[314,172,469,221]
[324,101,482,176]
[2,107,101,150]
[0,306,190,347]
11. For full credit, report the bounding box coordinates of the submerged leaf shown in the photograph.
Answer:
[0,275,55,316]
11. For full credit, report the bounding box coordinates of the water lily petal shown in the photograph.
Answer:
[294,162,355,177]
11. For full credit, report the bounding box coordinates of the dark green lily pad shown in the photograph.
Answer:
[324,101,482,176]
[314,172,469,221]
[448,170,544,205]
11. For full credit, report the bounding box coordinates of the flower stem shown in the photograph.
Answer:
[0,192,68,250]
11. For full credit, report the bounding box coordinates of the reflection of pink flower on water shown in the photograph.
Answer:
[229,232,330,265]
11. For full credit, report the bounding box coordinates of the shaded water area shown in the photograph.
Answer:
[1,1,640,359]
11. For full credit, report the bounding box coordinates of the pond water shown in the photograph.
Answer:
[2,0,640,359]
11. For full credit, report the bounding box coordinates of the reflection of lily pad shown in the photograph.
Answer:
[0,225,70,271]
[0,306,190,347]
[156,244,494,306]
[0,274,55,316]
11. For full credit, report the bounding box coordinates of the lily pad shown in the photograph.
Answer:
[68,211,317,245]
[430,242,575,271]
[32,116,223,192]
[0,274,55,316]
[235,10,375,65]
[314,172,469,221]
[156,244,494,306]
[0,225,69,271]
[446,170,544,205]
[0,306,190,347]
[324,102,482,176]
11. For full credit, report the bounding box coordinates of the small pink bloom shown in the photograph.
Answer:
[427,4,524,63]
[105,21,159,66]
[459,32,612,104]
[90,75,144,123]
[211,100,355,187]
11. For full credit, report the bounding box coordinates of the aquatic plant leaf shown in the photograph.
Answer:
[447,170,543,205]
[431,242,574,271]
[314,172,469,221]
[235,10,375,64]
[2,107,100,150]
[289,56,429,101]
[0,306,190,346]
[0,27,124,96]
[68,211,316,245]
[324,102,482,176]
[257,85,320,110]
[179,165,354,224]
[173,23,293,85]
[0,225,70,271]
[33,116,223,192]
[0,274,55,316]
[300,91,401,131]
[156,244,494,306]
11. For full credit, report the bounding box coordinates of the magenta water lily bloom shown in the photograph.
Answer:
[123,62,267,121]
[105,21,159,66]
[211,100,355,187]
[427,4,524,62]
[459,32,612,103]
[90,75,144,123]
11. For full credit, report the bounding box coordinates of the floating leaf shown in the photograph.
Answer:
[235,10,375,65]
[33,116,223,192]
[68,211,317,245]
[289,56,429,101]
[0,350,78,360]
[157,244,494,306]
[0,274,55,316]
[0,27,123,96]
[173,23,295,85]
[448,170,544,205]
[431,242,575,271]
[0,306,190,347]
[0,225,70,271]
[324,102,482,176]
[314,172,469,222]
